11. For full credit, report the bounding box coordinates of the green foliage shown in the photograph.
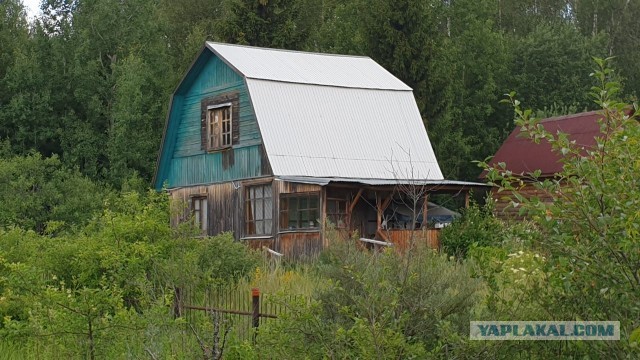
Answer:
[0,153,106,233]
[258,241,482,358]
[216,0,313,49]
[440,201,502,258]
[479,58,640,357]
[0,188,260,358]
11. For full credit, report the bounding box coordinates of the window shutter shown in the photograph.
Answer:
[200,101,208,150]
[200,92,240,151]
[232,97,240,145]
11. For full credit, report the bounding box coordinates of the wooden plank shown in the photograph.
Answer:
[321,187,327,248]
[376,194,382,236]
[387,229,440,251]
[183,304,277,319]
[359,237,393,246]
[278,232,322,259]
[376,229,390,242]
[423,194,429,227]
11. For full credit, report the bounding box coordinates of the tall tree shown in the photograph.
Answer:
[216,0,314,49]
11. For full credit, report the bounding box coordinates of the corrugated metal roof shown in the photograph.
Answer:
[248,79,443,180]
[276,176,489,187]
[206,42,411,90]
[484,111,603,178]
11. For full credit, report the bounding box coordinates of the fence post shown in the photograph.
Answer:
[252,288,260,343]
[173,287,183,318]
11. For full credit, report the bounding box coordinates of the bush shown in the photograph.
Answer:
[440,201,502,258]
[258,240,483,358]
[479,58,640,357]
[0,153,106,234]
[0,189,261,358]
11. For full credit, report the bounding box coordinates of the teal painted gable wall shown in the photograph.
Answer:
[155,50,268,189]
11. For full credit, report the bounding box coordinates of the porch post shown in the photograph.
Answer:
[376,192,382,236]
[375,192,392,242]
[347,188,363,235]
[422,194,429,229]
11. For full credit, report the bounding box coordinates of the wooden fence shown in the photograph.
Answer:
[173,285,300,344]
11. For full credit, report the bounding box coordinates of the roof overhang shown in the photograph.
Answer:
[275,176,491,192]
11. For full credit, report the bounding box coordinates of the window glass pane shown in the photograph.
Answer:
[255,186,263,199]
[255,199,263,220]
[194,200,200,211]
[327,200,336,214]
[299,196,308,210]
[201,200,208,231]
[288,217,298,229]
[300,208,309,224]
[310,196,318,209]
[264,186,272,198]
[288,198,298,216]
[255,220,263,235]
[264,219,272,234]
[309,209,318,227]
[264,197,272,218]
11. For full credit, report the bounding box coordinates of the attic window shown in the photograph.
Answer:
[201,92,239,152]
[207,104,232,150]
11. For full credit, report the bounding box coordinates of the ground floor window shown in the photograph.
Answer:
[279,192,320,230]
[245,184,273,236]
[191,196,208,233]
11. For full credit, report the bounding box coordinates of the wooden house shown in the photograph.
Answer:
[154,42,487,257]
[484,111,603,220]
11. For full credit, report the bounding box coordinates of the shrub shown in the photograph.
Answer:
[440,201,503,258]
[479,58,640,357]
[0,153,106,234]
[258,240,483,358]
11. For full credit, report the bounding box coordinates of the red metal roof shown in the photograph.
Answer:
[484,111,603,178]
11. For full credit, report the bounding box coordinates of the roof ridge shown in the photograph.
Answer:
[246,77,413,91]
[538,110,601,123]
[206,41,372,59]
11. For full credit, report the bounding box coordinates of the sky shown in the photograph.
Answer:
[22,0,41,19]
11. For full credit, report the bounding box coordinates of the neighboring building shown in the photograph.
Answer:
[484,111,603,219]
[154,42,486,257]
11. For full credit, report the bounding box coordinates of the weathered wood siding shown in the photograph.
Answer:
[387,229,440,250]
[492,182,555,220]
[279,232,323,259]
[272,180,323,258]
[169,182,243,237]
[240,238,275,251]
[170,180,324,259]
[157,51,270,190]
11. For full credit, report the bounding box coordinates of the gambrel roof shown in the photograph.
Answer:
[209,42,443,181]
[155,43,444,189]
[209,42,411,90]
